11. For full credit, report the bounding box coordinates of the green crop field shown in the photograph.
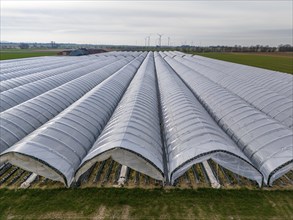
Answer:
[0,49,60,60]
[193,52,293,74]
[1,188,293,219]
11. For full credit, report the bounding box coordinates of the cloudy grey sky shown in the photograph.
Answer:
[1,0,292,46]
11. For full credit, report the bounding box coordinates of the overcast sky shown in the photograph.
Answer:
[1,0,292,46]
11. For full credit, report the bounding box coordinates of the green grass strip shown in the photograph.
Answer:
[0,52,58,60]
[192,52,293,74]
[1,188,292,219]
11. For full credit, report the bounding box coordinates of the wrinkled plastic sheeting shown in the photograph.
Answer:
[0,56,111,92]
[164,56,293,185]
[0,55,81,71]
[0,57,120,112]
[0,57,136,154]
[0,54,147,186]
[185,54,293,100]
[76,52,164,182]
[169,55,293,129]
[0,56,62,70]
[0,58,84,81]
[154,53,263,186]
[268,161,293,186]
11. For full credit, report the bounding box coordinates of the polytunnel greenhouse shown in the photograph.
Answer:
[0,51,292,188]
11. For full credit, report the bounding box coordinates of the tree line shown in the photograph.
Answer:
[179,44,293,53]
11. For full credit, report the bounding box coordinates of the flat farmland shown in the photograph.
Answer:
[0,49,62,60]
[193,52,293,74]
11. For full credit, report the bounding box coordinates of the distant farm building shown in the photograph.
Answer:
[57,48,109,56]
